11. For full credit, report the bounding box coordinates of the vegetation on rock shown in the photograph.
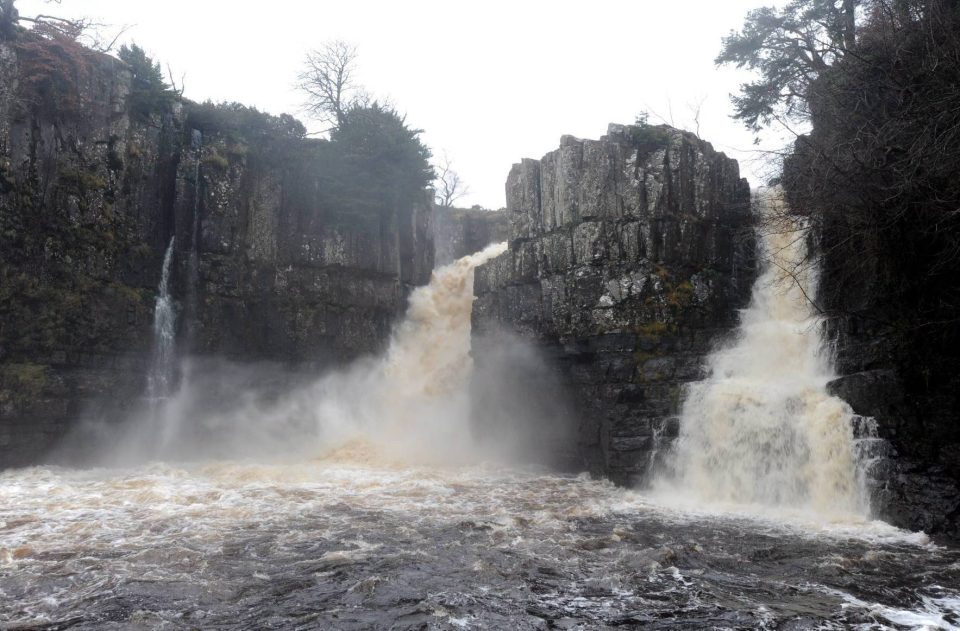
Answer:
[723,0,960,533]
[118,43,176,120]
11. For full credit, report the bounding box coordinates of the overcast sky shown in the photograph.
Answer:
[19,0,785,208]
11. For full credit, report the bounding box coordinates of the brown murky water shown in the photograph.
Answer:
[1,459,958,630]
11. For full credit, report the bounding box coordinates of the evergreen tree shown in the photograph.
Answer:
[718,0,860,131]
[118,43,174,119]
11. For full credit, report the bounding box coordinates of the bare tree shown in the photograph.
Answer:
[1,0,130,52]
[686,94,707,140]
[297,40,360,131]
[166,62,185,98]
[434,154,469,208]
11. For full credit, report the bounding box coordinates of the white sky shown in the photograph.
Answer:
[19,0,785,208]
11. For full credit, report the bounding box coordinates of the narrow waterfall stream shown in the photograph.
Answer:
[146,237,177,405]
[1,244,959,630]
[654,191,869,520]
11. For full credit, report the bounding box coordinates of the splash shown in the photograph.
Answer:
[107,241,508,465]
[330,241,509,462]
[655,190,868,520]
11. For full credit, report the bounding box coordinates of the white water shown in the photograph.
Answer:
[655,190,869,520]
[146,237,177,403]
[6,238,959,629]
[116,241,508,465]
[316,240,509,462]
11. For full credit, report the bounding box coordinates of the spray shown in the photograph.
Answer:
[655,190,869,520]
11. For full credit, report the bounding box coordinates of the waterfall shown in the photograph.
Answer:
[122,240,509,463]
[655,190,869,520]
[317,241,509,462]
[384,242,508,402]
[147,238,178,403]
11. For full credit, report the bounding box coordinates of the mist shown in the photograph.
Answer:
[53,243,571,471]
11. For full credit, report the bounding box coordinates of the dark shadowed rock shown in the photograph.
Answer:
[826,370,906,437]
[472,123,755,483]
[0,37,433,466]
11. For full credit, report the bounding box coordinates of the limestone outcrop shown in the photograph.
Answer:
[472,124,754,482]
[0,39,433,465]
[433,206,508,266]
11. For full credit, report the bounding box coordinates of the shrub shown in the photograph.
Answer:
[118,43,175,120]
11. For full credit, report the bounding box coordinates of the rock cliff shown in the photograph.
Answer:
[782,135,960,538]
[433,206,508,266]
[0,36,433,466]
[821,246,960,537]
[472,124,754,482]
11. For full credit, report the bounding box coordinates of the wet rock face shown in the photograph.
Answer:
[177,121,434,363]
[0,40,433,466]
[433,206,508,266]
[472,124,754,483]
[826,336,960,538]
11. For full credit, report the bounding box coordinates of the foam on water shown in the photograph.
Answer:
[655,189,870,522]
[2,237,956,628]
[1,460,957,628]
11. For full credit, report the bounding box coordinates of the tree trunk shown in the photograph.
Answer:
[0,0,17,38]
[842,0,857,50]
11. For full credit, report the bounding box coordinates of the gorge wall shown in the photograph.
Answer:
[812,206,960,537]
[433,206,508,266]
[0,36,434,466]
[472,124,755,482]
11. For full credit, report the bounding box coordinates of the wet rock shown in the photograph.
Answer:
[472,123,754,483]
[0,39,434,467]
[826,370,905,437]
[826,339,960,536]
[433,206,508,265]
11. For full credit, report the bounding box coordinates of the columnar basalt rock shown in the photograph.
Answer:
[0,38,433,466]
[472,124,754,483]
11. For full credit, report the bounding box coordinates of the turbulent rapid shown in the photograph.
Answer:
[2,242,960,630]
[2,462,959,629]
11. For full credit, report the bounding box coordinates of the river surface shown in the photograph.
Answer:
[1,458,958,630]
[4,218,958,629]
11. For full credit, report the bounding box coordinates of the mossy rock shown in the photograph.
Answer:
[202,149,230,171]
[667,280,695,307]
[58,169,108,193]
[628,124,673,158]
[0,363,50,406]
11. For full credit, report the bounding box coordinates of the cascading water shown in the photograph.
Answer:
[146,237,177,403]
[144,237,181,453]
[655,190,869,520]
[311,240,509,463]
[383,241,508,414]
[3,236,959,629]
[116,240,509,464]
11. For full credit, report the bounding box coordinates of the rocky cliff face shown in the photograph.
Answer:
[0,37,433,466]
[472,124,754,482]
[780,137,960,538]
[433,206,508,265]
[177,106,434,363]
[822,256,960,537]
